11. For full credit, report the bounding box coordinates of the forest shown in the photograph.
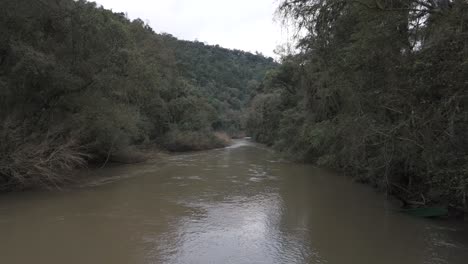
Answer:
[247,0,468,210]
[1,1,468,263]
[1,0,467,213]
[0,0,276,190]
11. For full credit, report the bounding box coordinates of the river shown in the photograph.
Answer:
[0,139,467,264]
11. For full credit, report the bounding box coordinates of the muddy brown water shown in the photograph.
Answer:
[0,139,467,264]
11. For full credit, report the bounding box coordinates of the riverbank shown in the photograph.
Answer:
[0,131,232,192]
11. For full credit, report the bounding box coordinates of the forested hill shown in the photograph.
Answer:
[0,0,276,190]
[163,36,276,133]
[247,0,468,210]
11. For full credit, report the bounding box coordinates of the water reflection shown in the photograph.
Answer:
[153,194,280,264]
[0,139,467,264]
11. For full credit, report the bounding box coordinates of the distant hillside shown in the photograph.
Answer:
[163,35,277,133]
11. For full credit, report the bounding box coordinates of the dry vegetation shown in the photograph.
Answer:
[0,123,88,191]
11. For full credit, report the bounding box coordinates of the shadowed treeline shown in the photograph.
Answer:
[247,0,468,210]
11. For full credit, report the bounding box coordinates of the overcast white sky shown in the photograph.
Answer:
[95,0,286,58]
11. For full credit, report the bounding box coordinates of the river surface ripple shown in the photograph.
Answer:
[0,139,467,264]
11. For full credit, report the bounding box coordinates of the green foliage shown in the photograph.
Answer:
[0,0,276,190]
[248,0,468,208]
[163,36,277,133]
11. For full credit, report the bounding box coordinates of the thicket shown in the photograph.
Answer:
[247,0,468,209]
[0,0,276,190]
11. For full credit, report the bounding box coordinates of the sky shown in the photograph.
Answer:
[95,0,287,58]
